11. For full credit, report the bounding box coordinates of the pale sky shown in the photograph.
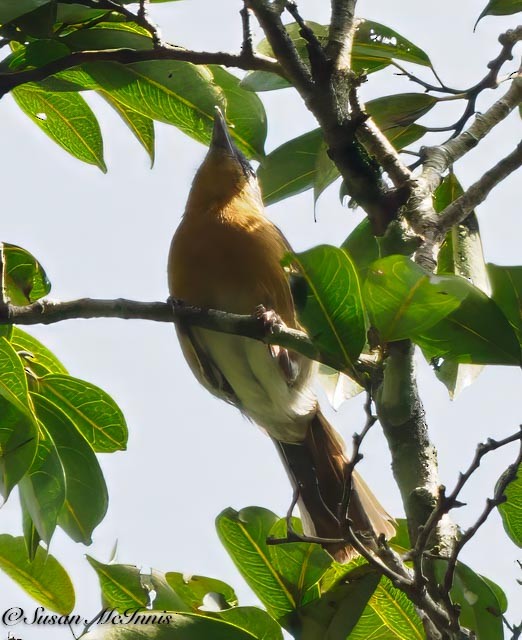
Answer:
[0,1,520,638]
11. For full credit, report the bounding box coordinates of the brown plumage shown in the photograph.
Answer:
[168,109,394,560]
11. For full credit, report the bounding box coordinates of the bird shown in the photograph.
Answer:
[167,108,394,561]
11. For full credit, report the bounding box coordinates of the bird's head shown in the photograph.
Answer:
[185,108,261,213]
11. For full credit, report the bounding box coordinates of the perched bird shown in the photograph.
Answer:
[168,109,394,560]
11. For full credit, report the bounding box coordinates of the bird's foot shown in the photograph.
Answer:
[255,304,284,335]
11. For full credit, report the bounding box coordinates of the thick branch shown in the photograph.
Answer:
[375,341,457,552]
[246,0,314,94]
[0,45,282,97]
[327,0,357,69]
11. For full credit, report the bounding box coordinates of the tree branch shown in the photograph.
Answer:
[437,140,522,234]
[327,0,357,69]
[406,73,522,270]
[0,45,283,98]
[442,430,522,600]
[0,296,372,380]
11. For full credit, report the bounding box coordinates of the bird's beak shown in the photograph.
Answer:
[211,107,254,177]
[212,107,237,155]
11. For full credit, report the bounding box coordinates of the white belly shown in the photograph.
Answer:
[194,329,318,443]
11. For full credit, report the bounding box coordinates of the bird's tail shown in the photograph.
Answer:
[276,411,395,562]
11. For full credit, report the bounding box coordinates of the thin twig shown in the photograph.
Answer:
[442,432,522,598]
[437,140,522,234]
[285,1,328,67]
[339,391,377,524]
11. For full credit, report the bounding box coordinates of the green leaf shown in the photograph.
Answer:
[247,20,429,94]
[19,424,66,544]
[366,93,437,130]
[341,219,380,280]
[267,518,333,607]
[85,60,225,150]
[101,91,155,165]
[31,393,108,544]
[348,577,424,639]
[363,256,469,342]
[0,534,75,614]
[3,242,51,305]
[415,284,521,366]
[22,39,71,69]
[383,124,427,150]
[63,22,153,51]
[10,0,56,38]
[216,607,284,640]
[216,507,296,620]
[87,557,188,612]
[354,20,431,67]
[487,264,522,344]
[313,142,340,205]
[497,462,521,547]
[209,65,267,159]
[82,614,261,640]
[434,560,504,640]
[299,566,381,640]
[165,573,238,611]
[257,129,323,205]
[291,245,366,372]
[56,4,109,25]
[12,86,107,171]
[0,336,37,418]
[21,499,41,561]
[37,374,128,453]
[240,70,291,93]
[11,327,68,377]
[0,395,38,499]
[434,174,490,397]
[476,0,522,28]
[0,0,51,24]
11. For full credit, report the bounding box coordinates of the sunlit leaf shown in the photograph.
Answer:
[11,327,68,377]
[38,374,128,453]
[348,577,423,639]
[289,245,366,373]
[268,518,333,607]
[3,243,51,305]
[82,614,261,640]
[31,393,108,544]
[216,507,296,620]
[165,573,238,611]
[209,65,267,159]
[19,424,65,544]
[85,61,226,150]
[0,535,75,614]
[363,256,469,341]
[87,557,187,612]
[101,92,155,165]
[12,86,107,171]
